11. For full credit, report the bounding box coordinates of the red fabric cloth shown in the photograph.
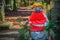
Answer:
[29,11,47,32]
[50,36,54,40]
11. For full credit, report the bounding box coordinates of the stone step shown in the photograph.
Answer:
[0,30,20,40]
[0,38,15,40]
[5,10,31,16]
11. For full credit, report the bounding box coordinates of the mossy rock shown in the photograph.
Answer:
[0,22,10,30]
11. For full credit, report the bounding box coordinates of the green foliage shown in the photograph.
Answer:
[5,0,14,11]
[18,26,28,40]
[18,26,27,35]
[18,24,32,40]
[45,20,58,30]
[17,19,23,22]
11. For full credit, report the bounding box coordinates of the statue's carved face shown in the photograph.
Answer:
[34,7,43,12]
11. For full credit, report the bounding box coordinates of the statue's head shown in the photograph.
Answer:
[30,3,43,12]
[34,7,43,12]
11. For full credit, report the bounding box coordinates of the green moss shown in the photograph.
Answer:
[0,22,10,30]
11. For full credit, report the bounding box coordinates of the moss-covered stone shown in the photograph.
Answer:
[0,22,10,30]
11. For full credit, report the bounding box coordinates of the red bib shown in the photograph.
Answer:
[29,11,47,32]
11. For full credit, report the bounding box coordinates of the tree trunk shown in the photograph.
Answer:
[1,0,5,22]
